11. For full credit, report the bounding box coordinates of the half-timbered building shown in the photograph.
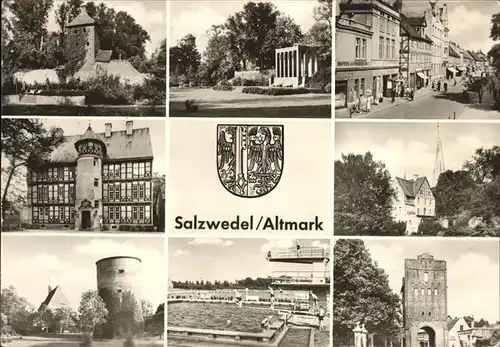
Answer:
[27,121,154,231]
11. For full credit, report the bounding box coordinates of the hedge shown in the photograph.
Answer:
[242,87,311,96]
[213,85,235,91]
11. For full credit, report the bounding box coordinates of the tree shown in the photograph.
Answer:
[169,34,201,79]
[138,39,166,105]
[309,0,332,65]
[1,119,65,224]
[334,152,405,236]
[490,13,500,41]
[54,306,77,333]
[225,2,281,70]
[434,170,476,217]
[117,291,143,336]
[77,290,108,333]
[141,300,154,319]
[33,305,55,332]
[416,218,445,236]
[9,0,54,51]
[152,172,165,231]
[1,286,36,334]
[333,239,401,345]
[463,146,500,184]
[56,0,84,33]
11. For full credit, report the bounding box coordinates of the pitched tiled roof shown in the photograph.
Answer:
[463,50,474,61]
[406,16,426,27]
[78,126,102,142]
[447,317,460,330]
[449,45,461,58]
[400,14,432,43]
[468,51,481,61]
[395,176,429,198]
[39,286,70,311]
[66,10,95,28]
[96,50,113,63]
[75,60,148,86]
[48,127,153,163]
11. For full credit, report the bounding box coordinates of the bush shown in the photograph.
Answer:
[213,85,235,91]
[231,77,242,86]
[242,87,311,96]
[80,333,92,347]
[83,74,134,105]
[185,99,199,113]
[38,90,83,97]
[307,68,332,91]
[123,335,135,347]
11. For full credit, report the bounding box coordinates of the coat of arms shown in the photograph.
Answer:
[217,124,284,198]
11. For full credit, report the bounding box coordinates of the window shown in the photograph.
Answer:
[356,38,361,59]
[354,79,359,97]
[379,17,385,33]
[139,183,145,199]
[115,183,120,200]
[427,289,431,295]
[109,184,114,200]
[139,206,144,219]
[132,183,138,199]
[460,325,464,331]
[386,38,390,59]
[94,160,97,166]
[424,272,429,282]
[118,269,125,274]
[360,78,365,95]
[420,289,424,295]
[362,39,367,59]
[434,289,438,295]
[391,39,396,59]
[413,288,418,295]
[379,37,384,59]
[95,200,99,208]
[94,178,99,187]
[133,206,138,219]
[429,312,431,316]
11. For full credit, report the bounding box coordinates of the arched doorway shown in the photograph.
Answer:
[417,326,436,347]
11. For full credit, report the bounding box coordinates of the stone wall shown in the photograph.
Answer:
[234,69,274,81]
[2,94,86,106]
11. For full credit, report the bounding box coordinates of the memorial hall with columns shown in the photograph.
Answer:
[274,44,321,87]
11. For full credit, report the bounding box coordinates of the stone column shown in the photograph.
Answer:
[276,51,279,78]
[285,52,288,77]
[353,323,362,347]
[289,50,293,78]
[280,52,284,77]
[308,53,313,76]
[314,55,319,75]
[360,324,368,347]
[296,48,300,80]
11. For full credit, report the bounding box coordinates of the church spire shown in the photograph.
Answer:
[432,124,445,187]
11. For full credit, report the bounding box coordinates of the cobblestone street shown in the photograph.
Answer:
[336,81,499,119]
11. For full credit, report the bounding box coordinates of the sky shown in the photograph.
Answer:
[169,0,318,56]
[43,1,166,58]
[346,238,500,323]
[401,0,499,53]
[168,238,331,282]
[335,122,500,185]
[0,235,165,310]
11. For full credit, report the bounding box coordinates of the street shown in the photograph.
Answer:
[336,82,500,119]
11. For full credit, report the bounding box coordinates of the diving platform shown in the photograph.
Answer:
[267,247,329,264]
[271,271,330,288]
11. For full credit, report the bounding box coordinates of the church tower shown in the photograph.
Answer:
[402,253,448,347]
[74,126,105,231]
[65,7,100,65]
[432,124,445,187]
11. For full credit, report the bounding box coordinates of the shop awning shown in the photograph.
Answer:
[447,67,457,73]
[456,66,465,71]
[417,72,428,79]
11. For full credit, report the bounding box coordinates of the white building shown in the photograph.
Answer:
[423,0,449,82]
[448,317,471,347]
[392,174,436,235]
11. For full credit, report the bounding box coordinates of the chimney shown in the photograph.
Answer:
[126,121,133,136]
[413,174,419,180]
[105,123,112,138]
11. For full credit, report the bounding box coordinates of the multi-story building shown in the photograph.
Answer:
[391,174,436,235]
[399,13,433,89]
[27,121,154,231]
[409,0,449,82]
[448,42,465,77]
[335,0,400,109]
[447,316,471,347]
[457,323,500,347]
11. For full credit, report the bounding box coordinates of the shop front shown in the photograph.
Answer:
[415,69,429,89]
[372,67,400,99]
[455,65,465,77]
[446,66,458,80]
[335,64,373,109]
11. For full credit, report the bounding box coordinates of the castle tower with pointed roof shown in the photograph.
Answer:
[66,7,100,66]
[74,125,106,231]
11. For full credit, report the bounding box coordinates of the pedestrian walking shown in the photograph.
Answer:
[478,87,483,104]
[391,88,396,103]
[296,240,301,257]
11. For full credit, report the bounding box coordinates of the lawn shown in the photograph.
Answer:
[4,336,163,347]
[169,87,331,118]
[1,104,166,117]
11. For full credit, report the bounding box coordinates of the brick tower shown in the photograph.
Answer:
[74,126,105,231]
[401,253,448,347]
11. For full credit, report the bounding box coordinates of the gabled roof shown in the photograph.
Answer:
[406,16,426,27]
[449,45,461,58]
[400,14,432,43]
[39,286,70,311]
[463,50,474,60]
[47,127,153,163]
[448,317,460,330]
[468,50,481,61]
[96,50,113,63]
[66,9,95,28]
[395,176,430,198]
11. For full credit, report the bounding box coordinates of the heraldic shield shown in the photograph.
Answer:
[217,124,284,198]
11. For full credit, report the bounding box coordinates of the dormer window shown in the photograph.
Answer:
[118,269,125,274]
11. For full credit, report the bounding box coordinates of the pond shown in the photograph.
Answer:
[168,302,281,333]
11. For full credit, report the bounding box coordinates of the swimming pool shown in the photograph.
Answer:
[168,302,281,333]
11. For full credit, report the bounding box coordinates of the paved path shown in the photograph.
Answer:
[336,81,499,119]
